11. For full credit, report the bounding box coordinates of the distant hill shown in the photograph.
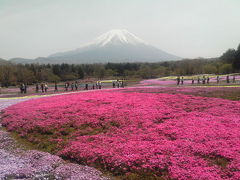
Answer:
[9,58,34,64]
[9,29,181,64]
[0,58,10,65]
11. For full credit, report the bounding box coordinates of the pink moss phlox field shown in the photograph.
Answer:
[2,90,240,179]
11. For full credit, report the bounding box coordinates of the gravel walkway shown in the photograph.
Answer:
[0,97,110,180]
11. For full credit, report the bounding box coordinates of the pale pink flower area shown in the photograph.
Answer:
[2,90,240,179]
[139,79,178,86]
[138,75,240,86]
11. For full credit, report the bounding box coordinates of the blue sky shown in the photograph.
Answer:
[0,0,240,59]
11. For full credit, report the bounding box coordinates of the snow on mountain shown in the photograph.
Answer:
[49,29,148,57]
[11,29,181,64]
[92,29,147,47]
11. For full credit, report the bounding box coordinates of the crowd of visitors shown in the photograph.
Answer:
[18,75,237,94]
[112,80,124,88]
[177,75,237,85]
[35,83,48,93]
[19,80,126,94]
[63,81,103,91]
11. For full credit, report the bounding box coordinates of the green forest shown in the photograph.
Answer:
[0,44,240,87]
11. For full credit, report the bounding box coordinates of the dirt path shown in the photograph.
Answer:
[0,96,109,180]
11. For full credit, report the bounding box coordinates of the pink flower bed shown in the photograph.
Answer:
[2,90,240,179]
[122,86,240,101]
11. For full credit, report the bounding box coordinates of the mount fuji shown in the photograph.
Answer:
[10,29,181,64]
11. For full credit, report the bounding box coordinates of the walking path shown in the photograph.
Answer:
[0,94,109,180]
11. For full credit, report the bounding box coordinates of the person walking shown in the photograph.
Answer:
[20,83,24,94]
[192,78,194,84]
[24,83,27,94]
[54,82,58,92]
[181,77,184,85]
[217,76,220,84]
[99,81,102,89]
[113,81,116,88]
[117,80,120,88]
[41,83,44,93]
[44,83,48,93]
[65,82,69,91]
[85,83,88,90]
[36,83,39,93]
[233,76,236,83]
[75,81,78,90]
[226,75,230,83]
[71,82,74,91]
[202,76,206,84]
[96,81,98,89]
[121,80,124,88]
[197,76,200,84]
[177,76,180,85]
[207,77,210,84]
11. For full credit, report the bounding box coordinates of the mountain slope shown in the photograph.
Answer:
[0,58,10,65]
[9,58,34,64]
[10,29,181,64]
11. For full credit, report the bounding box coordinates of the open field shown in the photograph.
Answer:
[1,84,240,179]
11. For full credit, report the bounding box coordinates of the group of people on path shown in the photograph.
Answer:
[64,81,102,91]
[225,75,236,84]
[176,77,185,85]
[177,76,210,85]
[112,80,124,88]
[20,83,27,94]
[20,82,48,94]
[19,79,127,94]
[64,81,78,91]
[195,76,210,85]
[177,75,237,85]
[35,83,48,93]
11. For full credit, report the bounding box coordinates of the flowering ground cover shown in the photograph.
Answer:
[122,86,240,101]
[139,79,178,86]
[2,89,240,179]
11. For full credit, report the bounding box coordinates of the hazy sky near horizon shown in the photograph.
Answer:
[0,0,240,59]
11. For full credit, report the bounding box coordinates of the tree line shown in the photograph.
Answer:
[0,44,239,87]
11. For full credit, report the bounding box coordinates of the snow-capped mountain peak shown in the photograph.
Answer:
[93,29,147,47]
[46,29,181,63]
